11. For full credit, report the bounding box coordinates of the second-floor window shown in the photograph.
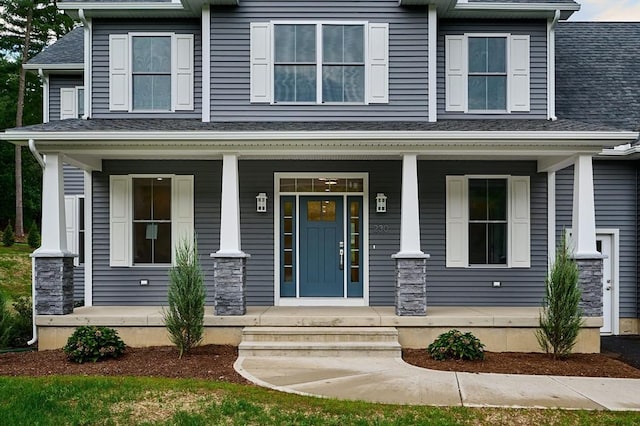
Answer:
[109,32,194,112]
[132,36,171,111]
[445,33,530,114]
[60,86,84,120]
[250,21,389,105]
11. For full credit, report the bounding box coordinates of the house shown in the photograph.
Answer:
[2,0,639,352]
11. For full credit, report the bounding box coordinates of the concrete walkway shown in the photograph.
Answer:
[234,356,640,410]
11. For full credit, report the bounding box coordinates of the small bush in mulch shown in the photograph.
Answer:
[63,326,126,363]
[427,329,485,361]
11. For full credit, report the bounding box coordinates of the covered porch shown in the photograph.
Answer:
[35,305,602,352]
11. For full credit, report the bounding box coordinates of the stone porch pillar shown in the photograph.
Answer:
[212,154,249,315]
[392,154,429,316]
[32,153,75,315]
[571,154,603,317]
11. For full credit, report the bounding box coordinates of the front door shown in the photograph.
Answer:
[299,196,344,297]
[596,234,613,334]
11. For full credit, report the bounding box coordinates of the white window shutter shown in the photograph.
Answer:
[445,35,466,112]
[172,176,194,264]
[64,195,78,265]
[60,88,77,120]
[367,23,389,104]
[510,176,531,268]
[250,22,272,103]
[446,176,468,268]
[173,34,195,111]
[509,35,530,112]
[110,176,131,267]
[109,34,129,111]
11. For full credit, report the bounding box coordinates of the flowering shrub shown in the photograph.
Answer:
[427,329,485,361]
[63,326,125,363]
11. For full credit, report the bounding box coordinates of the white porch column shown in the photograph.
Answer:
[571,155,598,257]
[217,154,244,256]
[37,153,68,256]
[397,154,424,257]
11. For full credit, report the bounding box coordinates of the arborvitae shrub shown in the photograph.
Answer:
[27,222,40,249]
[2,223,15,247]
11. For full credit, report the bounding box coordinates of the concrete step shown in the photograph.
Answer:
[238,327,401,357]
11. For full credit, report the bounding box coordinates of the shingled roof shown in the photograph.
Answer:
[27,26,84,67]
[556,22,640,132]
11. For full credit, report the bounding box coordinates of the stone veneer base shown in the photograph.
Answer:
[395,257,427,316]
[213,256,248,316]
[575,257,604,318]
[34,256,74,315]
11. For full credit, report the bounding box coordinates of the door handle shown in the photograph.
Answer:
[606,286,611,291]
[339,241,344,270]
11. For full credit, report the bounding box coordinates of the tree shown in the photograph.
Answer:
[163,238,206,359]
[0,0,73,237]
[536,235,584,359]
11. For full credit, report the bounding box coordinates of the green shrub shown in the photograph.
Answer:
[428,329,485,361]
[63,326,126,363]
[2,222,15,247]
[536,235,584,359]
[0,292,14,348]
[9,297,33,348]
[27,222,40,249]
[163,237,205,359]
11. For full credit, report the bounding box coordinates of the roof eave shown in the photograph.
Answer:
[23,63,83,72]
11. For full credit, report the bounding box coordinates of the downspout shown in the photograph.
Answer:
[78,9,91,119]
[547,9,561,121]
[27,139,44,346]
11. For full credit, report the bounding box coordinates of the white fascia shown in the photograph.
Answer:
[23,63,84,71]
[454,2,580,13]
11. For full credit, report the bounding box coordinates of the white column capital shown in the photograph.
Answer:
[215,154,246,256]
[571,154,599,258]
[395,154,427,258]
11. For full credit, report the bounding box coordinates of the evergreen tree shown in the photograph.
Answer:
[536,235,584,359]
[163,238,206,359]
[2,222,16,247]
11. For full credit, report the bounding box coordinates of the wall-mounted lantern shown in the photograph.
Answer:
[256,192,268,212]
[376,193,387,213]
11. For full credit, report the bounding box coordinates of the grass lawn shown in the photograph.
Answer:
[0,376,638,425]
[0,243,32,302]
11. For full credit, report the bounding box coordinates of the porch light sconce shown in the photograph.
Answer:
[256,192,268,213]
[376,193,387,213]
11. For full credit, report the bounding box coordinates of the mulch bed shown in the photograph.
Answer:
[2,345,640,381]
[402,349,640,379]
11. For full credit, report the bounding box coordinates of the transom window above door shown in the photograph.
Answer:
[250,21,389,104]
[279,177,364,193]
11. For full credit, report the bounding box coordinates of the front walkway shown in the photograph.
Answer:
[235,356,640,410]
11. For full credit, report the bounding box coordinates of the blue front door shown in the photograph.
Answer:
[299,196,344,297]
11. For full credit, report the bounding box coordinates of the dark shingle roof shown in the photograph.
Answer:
[27,26,84,66]
[9,118,626,133]
[556,22,640,132]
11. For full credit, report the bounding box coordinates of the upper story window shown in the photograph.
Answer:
[445,33,530,114]
[131,36,171,111]
[60,86,84,120]
[446,175,530,269]
[109,33,194,112]
[250,21,388,105]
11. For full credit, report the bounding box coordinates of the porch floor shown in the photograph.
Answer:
[36,306,602,352]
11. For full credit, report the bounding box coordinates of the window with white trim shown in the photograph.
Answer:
[109,175,194,267]
[445,33,530,113]
[446,175,530,268]
[109,33,194,112]
[60,86,84,120]
[250,21,389,104]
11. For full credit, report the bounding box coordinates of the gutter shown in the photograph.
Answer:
[26,139,44,346]
[547,10,561,121]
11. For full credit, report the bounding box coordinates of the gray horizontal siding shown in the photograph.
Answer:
[92,19,202,119]
[437,19,548,119]
[419,161,548,306]
[556,162,638,319]
[210,0,429,121]
[92,161,221,305]
[49,75,83,122]
[64,164,84,195]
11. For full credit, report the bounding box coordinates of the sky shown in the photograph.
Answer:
[571,0,640,21]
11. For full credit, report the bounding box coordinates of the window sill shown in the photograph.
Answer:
[466,110,509,115]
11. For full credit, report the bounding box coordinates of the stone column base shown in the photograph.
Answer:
[574,256,604,317]
[212,254,249,316]
[33,255,75,315]
[393,256,428,316]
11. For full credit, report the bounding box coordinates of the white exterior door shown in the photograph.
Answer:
[596,234,613,334]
